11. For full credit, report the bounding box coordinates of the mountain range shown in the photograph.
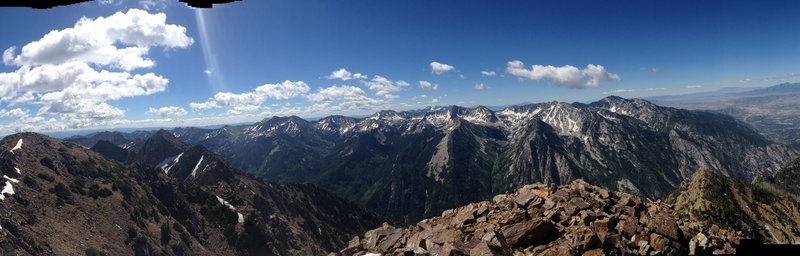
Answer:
[0,132,385,255]
[67,96,800,225]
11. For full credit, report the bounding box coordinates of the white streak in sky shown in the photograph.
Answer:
[195,9,227,92]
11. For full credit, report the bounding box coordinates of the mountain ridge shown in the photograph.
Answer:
[0,132,387,255]
[67,96,800,224]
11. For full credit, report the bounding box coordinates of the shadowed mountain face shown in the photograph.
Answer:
[68,97,800,224]
[0,132,385,255]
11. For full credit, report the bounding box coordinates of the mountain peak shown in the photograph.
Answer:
[134,130,190,166]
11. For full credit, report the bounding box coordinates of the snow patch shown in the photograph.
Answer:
[3,175,19,183]
[14,167,20,174]
[216,196,236,211]
[216,195,244,223]
[0,181,15,200]
[190,155,205,177]
[364,253,382,256]
[158,152,184,174]
[9,139,22,153]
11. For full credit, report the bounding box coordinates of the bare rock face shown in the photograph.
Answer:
[337,180,740,255]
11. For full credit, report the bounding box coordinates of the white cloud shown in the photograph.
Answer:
[739,78,752,83]
[430,61,455,75]
[0,108,28,118]
[204,69,213,76]
[0,9,191,133]
[326,68,367,81]
[686,85,704,89]
[5,9,193,71]
[0,61,169,118]
[480,71,496,76]
[146,106,187,118]
[98,0,120,5]
[307,85,366,102]
[602,87,666,94]
[418,80,439,91]
[306,85,384,111]
[473,83,486,90]
[2,47,14,66]
[139,0,169,11]
[190,80,310,112]
[363,75,409,99]
[506,60,620,88]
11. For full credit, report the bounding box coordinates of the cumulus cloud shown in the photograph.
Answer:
[0,108,28,118]
[0,61,170,122]
[474,83,487,90]
[307,85,366,102]
[506,60,620,88]
[306,85,384,111]
[430,61,455,75]
[0,9,191,133]
[146,106,187,118]
[418,80,439,91]
[190,80,310,112]
[326,68,367,81]
[686,85,704,89]
[480,71,496,76]
[362,75,409,99]
[4,9,193,71]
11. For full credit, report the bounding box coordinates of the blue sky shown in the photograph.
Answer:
[1,0,799,133]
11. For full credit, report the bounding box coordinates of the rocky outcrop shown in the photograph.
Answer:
[670,169,800,244]
[338,180,740,255]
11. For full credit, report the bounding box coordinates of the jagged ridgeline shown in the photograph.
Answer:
[0,133,385,255]
[69,96,799,224]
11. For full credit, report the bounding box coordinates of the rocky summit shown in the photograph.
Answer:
[337,179,741,256]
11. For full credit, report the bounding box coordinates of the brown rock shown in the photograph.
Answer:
[649,233,670,252]
[620,216,639,238]
[591,219,611,233]
[514,190,537,208]
[481,230,509,249]
[469,241,506,256]
[650,214,681,241]
[532,188,550,198]
[542,199,556,210]
[439,241,468,256]
[582,248,604,256]
[597,188,610,199]
[377,228,404,252]
[578,232,602,251]
[570,197,591,210]
[551,189,570,202]
[429,228,461,245]
[501,220,558,248]
[451,207,477,226]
